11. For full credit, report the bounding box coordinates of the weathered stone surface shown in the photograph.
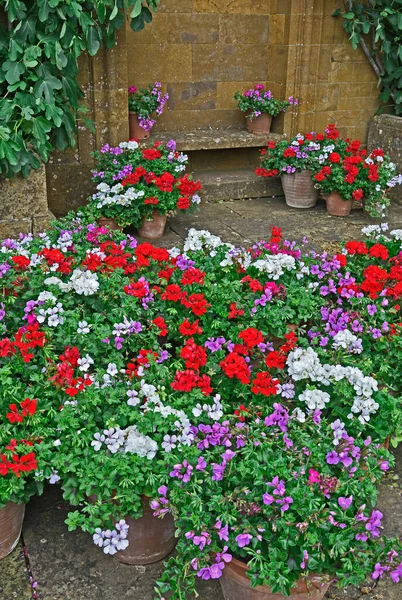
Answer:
[216,81,259,110]
[128,13,219,44]
[196,168,283,202]
[128,44,192,82]
[157,0,193,12]
[0,218,32,238]
[46,164,95,217]
[191,148,255,171]
[0,165,49,220]
[192,44,267,81]
[194,0,274,14]
[219,14,269,45]
[156,108,246,131]
[167,82,217,111]
[0,543,32,600]
[368,115,402,204]
[141,129,285,151]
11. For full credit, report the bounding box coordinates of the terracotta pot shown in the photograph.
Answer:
[246,112,272,134]
[0,502,25,560]
[380,435,390,451]
[220,558,330,600]
[137,211,167,239]
[129,112,150,140]
[97,217,123,232]
[116,500,176,565]
[325,192,352,217]
[281,170,318,209]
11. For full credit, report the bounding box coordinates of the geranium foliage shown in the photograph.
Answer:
[0,205,401,594]
[0,0,160,178]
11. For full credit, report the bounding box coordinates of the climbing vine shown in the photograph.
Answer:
[0,1,159,178]
[334,1,402,115]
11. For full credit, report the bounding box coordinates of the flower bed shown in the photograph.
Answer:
[0,215,402,594]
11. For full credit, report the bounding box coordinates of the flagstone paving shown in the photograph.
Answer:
[1,197,401,600]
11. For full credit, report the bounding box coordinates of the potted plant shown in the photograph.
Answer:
[153,412,401,600]
[255,132,328,208]
[90,139,202,237]
[128,83,169,140]
[234,84,298,134]
[312,127,399,217]
[0,365,58,559]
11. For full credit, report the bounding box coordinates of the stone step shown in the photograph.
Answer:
[142,128,286,151]
[196,169,283,203]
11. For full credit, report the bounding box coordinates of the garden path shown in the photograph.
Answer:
[1,197,401,600]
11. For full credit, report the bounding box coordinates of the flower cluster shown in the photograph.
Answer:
[88,139,202,227]
[234,83,297,119]
[128,82,168,132]
[0,213,401,595]
[256,124,401,217]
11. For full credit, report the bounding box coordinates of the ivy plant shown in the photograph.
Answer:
[334,1,402,115]
[0,1,160,178]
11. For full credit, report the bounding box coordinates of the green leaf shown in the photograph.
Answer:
[142,7,152,24]
[130,14,145,32]
[32,116,52,144]
[3,60,23,85]
[35,75,62,103]
[38,0,51,22]
[110,4,119,20]
[86,27,101,56]
[343,12,355,20]
[131,0,144,18]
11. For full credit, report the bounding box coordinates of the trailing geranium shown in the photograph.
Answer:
[234,84,297,120]
[0,215,401,558]
[88,139,202,227]
[153,412,401,598]
[257,124,401,217]
[128,82,169,133]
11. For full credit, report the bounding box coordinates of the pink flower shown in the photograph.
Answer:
[338,496,353,510]
[308,469,320,484]
[235,533,252,548]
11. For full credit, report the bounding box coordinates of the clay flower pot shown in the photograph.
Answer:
[137,211,167,239]
[129,112,150,140]
[97,217,123,232]
[325,192,352,217]
[220,557,330,600]
[281,170,318,209]
[0,502,25,560]
[246,112,272,134]
[116,501,176,565]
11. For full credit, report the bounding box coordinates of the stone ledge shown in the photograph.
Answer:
[196,168,283,202]
[141,129,286,151]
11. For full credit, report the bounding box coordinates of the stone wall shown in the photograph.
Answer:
[44,0,381,217]
[368,115,402,204]
[127,0,380,139]
[0,165,53,237]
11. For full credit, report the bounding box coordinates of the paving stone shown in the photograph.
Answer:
[0,544,31,600]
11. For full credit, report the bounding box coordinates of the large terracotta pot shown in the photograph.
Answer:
[0,502,25,559]
[137,211,167,239]
[281,170,318,209]
[116,501,176,565]
[220,558,330,600]
[129,112,150,140]
[97,217,123,231]
[246,113,272,134]
[325,192,352,217]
